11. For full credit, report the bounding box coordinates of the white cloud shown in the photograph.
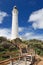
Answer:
[29,8,43,29]
[0,28,11,39]
[0,11,8,23]
[21,32,33,40]
[18,27,43,40]
[29,35,43,40]
[0,27,43,41]
[0,27,24,39]
[21,33,43,40]
[18,27,24,32]
[24,32,33,37]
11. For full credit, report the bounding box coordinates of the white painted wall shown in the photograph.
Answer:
[11,6,18,39]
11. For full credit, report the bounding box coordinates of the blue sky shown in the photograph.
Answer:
[0,0,43,40]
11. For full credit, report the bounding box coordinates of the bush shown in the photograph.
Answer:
[2,55,10,59]
[9,46,18,51]
[40,50,43,56]
[0,47,5,52]
[2,42,11,49]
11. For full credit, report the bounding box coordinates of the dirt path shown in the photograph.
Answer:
[38,61,43,65]
[34,55,43,65]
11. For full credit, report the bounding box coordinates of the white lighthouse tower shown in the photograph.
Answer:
[11,6,18,39]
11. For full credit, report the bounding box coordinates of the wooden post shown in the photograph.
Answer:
[24,57,27,65]
[10,56,13,65]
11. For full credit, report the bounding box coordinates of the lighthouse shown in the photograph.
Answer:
[11,6,18,39]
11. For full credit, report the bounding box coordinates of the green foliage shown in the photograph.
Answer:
[0,47,5,52]
[2,42,11,49]
[0,37,20,60]
[0,37,43,61]
[0,37,7,43]
[27,39,43,56]
[9,46,18,51]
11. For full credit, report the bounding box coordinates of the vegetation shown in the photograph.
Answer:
[0,37,43,61]
[0,37,19,61]
[26,39,43,56]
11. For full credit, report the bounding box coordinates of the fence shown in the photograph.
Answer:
[0,54,35,65]
[0,55,27,65]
